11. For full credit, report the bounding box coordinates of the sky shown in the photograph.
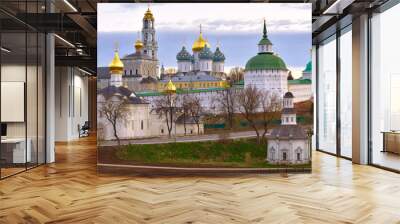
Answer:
[97,3,312,77]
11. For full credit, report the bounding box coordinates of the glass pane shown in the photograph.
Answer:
[1,31,27,177]
[371,4,400,171]
[317,36,337,154]
[38,33,45,165]
[27,31,38,169]
[340,28,352,158]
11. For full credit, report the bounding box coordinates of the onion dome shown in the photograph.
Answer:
[176,46,192,61]
[108,50,124,74]
[245,53,287,71]
[144,8,154,21]
[165,79,176,93]
[258,19,272,46]
[213,47,225,62]
[192,31,210,52]
[135,39,144,50]
[198,45,213,60]
[284,92,294,98]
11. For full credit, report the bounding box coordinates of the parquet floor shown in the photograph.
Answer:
[1,135,400,223]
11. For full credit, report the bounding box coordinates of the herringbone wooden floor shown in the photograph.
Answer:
[1,136,400,224]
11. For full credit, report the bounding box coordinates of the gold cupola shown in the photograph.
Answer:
[109,49,124,74]
[144,8,154,21]
[165,79,176,93]
[135,39,144,50]
[192,25,210,52]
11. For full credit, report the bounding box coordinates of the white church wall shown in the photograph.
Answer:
[268,139,309,164]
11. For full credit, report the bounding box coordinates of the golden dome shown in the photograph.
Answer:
[135,39,144,50]
[144,8,154,21]
[192,33,209,52]
[109,50,124,74]
[165,79,176,93]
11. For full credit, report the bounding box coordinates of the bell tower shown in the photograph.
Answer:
[142,7,158,60]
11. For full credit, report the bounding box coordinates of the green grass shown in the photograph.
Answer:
[116,139,311,168]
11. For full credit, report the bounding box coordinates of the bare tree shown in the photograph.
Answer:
[213,88,236,129]
[228,67,245,84]
[187,95,204,134]
[98,97,129,146]
[260,91,282,141]
[237,86,262,143]
[154,93,177,137]
[178,94,191,135]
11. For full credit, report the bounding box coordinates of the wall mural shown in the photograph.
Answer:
[97,3,313,174]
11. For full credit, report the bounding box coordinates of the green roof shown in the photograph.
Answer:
[198,46,213,60]
[245,53,287,71]
[288,79,311,85]
[303,61,311,73]
[233,80,244,86]
[258,37,272,46]
[176,46,192,61]
[213,47,225,62]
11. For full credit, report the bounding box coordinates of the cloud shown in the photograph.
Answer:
[98,3,311,34]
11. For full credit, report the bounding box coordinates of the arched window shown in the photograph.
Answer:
[270,147,275,161]
[297,153,301,161]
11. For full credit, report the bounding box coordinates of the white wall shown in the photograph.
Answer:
[55,67,89,141]
[244,69,288,97]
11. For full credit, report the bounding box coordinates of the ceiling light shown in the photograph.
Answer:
[63,0,78,12]
[1,47,11,53]
[54,34,75,48]
[78,67,92,76]
[323,0,355,15]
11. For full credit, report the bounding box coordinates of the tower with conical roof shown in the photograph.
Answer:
[109,49,124,87]
[212,44,225,74]
[281,92,296,125]
[176,46,192,73]
[122,7,159,78]
[198,45,213,72]
[191,25,210,71]
[244,19,288,97]
[142,7,157,60]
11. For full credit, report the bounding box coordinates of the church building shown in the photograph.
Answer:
[244,19,288,97]
[267,92,310,164]
[121,8,159,79]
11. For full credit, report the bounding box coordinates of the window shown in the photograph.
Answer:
[283,152,287,160]
[297,153,301,161]
[340,26,352,158]
[317,35,337,154]
[141,120,144,130]
[161,128,164,134]
[370,4,400,171]
[1,8,46,179]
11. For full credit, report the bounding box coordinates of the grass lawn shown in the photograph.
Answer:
[116,138,311,168]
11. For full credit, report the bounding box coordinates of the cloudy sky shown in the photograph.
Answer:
[98,3,312,76]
